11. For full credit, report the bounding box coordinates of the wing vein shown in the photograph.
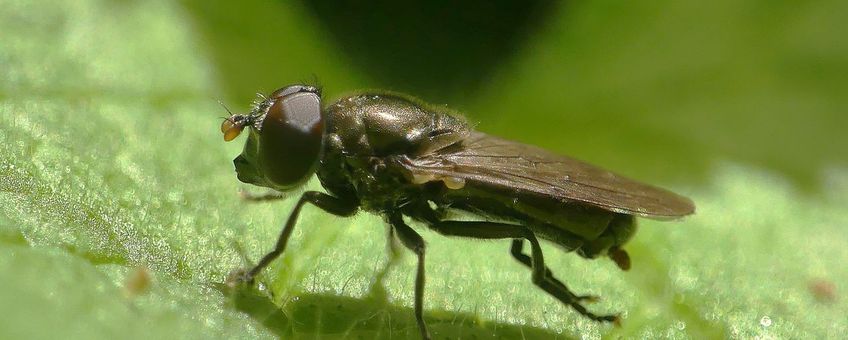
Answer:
[401,132,694,218]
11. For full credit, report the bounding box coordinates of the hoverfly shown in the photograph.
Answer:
[221,84,695,339]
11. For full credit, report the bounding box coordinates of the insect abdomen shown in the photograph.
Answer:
[430,181,626,253]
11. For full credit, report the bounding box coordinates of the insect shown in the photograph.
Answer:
[221,84,695,339]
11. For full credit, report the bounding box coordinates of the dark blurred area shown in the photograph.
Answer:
[299,1,555,100]
[181,0,555,100]
[182,0,848,191]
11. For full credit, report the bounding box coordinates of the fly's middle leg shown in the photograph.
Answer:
[387,213,430,340]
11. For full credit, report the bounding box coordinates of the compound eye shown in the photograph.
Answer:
[269,84,317,99]
[257,90,324,188]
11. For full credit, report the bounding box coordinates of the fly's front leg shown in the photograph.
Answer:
[241,191,358,283]
[387,213,430,340]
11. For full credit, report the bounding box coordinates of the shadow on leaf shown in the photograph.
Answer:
[216,282,572,339]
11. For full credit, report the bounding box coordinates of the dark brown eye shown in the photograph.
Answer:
[257,88,323,189]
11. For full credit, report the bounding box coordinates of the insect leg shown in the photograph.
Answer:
[387,213,430,340]
[386,224,402,260]
[510,240,599,302]
[238,188,286,202]
[427,220,618,323]
[244,191,358,282]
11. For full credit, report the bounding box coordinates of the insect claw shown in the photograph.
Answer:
[225,268,253,288]
[612,315,622,327]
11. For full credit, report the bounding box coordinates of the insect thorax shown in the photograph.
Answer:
[317,93,468,212]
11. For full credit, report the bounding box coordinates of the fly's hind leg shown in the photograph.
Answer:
[427,220,618,324]
[510,240,601,303]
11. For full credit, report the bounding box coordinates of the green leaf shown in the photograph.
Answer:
[2,0,846,339]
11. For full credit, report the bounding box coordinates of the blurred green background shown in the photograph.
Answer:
[1,0,846,339]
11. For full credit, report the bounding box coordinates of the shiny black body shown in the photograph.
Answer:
[223,85,695,340]
[317,93,647,259]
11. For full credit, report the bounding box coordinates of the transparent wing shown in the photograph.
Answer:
[401,132,695,219]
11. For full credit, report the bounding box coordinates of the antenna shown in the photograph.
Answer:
[217,99,235,116]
